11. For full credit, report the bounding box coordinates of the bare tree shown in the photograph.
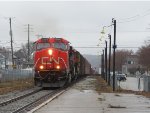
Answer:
[110,49,133,72]
[15,41,34,62]
[137,44,150,71]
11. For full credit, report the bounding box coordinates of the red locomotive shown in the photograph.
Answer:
[33,38,91,87]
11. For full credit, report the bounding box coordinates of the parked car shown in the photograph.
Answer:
[116,74,127,81]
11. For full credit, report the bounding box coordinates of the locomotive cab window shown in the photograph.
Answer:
[36,43,50,50]
[52,42,68,51]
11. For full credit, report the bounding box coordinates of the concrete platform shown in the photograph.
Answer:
[33,76,150,113]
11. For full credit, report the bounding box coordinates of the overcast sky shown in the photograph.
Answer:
[0,1,150,55]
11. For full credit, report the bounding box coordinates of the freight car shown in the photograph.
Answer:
[33,38,91,87]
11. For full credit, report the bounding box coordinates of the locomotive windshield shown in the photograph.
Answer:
[52,42,68,50]
[36,43,50,50]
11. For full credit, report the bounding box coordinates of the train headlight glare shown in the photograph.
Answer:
[48,49,53,55]
[39,65,44,69]
[56,65,60,69]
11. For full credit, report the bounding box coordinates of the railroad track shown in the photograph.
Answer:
[0,88,42,107]
[0,87,64,113]
[13,81,82,113]
[13,89,65,113]
[0,77,84,113]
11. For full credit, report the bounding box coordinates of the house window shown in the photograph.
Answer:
[128,61,134,64]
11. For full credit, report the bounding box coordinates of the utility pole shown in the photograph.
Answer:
[103,49,105,80]
[28,24,30,63]
[101,49,104,79]
[108,34,111,85]
[9,18,14,67]
[112,19,117,91]
[105,41,108,82]
[25,24,33,63]
[4,49,7,70]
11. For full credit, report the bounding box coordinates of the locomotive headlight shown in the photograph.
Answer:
[56,65,60,69]
[39,65,44,70]
[48,49,53,55]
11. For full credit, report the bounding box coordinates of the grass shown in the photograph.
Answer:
[0,78,34,95]
[95,76,113,93]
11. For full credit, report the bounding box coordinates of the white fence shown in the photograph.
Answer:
[143,76,150,92]
[0,69,34,82]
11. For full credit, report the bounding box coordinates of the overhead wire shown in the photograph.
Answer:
[100,8,150,52]
[2,8,150,52]
[117,8,150,23]
[118,15,140,21]
[74,46,139,49]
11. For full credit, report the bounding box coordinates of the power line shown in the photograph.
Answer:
[74,46,140,48]
[117,8,150,23]
[118,15,140,21]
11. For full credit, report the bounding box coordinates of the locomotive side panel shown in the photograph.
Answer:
[78,54,91,76]
[79,54,85,76]
[84,58,91,75]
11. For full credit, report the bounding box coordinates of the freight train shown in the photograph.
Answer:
[33,38,91,87]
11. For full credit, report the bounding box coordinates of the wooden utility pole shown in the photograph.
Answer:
[112,19,117,91]
[105,40,108,82]
[25,24,33,63]
[28,24,30,63]
[108,34,111,85]
[101,49,105,79]
[9,18,14,66]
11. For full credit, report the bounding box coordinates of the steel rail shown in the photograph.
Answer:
[0,88,42,107]
[12,78,81,113]
[12,89,65,113]
[0,76,85,113]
